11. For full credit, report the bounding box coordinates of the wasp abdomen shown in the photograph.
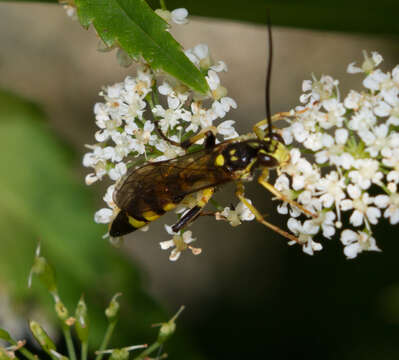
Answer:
[109,210,148,237]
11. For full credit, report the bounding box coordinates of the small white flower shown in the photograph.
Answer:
[344,90,363,110]
[171,8,189,25]
[274,174,300,217]
[63,4,77,19]
[340,185,381,227]
[383,148,399,183]
[376,185,399,224]
[340,230,380,259]
[83,145,114,184]
[119,91,147,122]
[103,185,116,209]
[109,162,127,181]
[287,218,322,255]
[210,61,228,72]
[363,69,390,92]
[347,51,383,74]
[94,208,114,224]
[111,133,135,161]
[130,121,157,155]
[217,120,239,140]
[313,210,336,239]
[361,124,390,157]
[348,159,383,190]
[152,104,189,133]
[316,171,346,209]
[300,75,338,104]
[348,107,376,132]
[185,102,216,133]
[160,225,201,261]
[154,136,185,161]
[158,81,189,110]
[219,200,255,227]
[319,98,345,129]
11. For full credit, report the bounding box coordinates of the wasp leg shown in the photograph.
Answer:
[171,188,215,232]
[153,118,182,147]
[181,126,217,150]
[258,168,317,218]
[235,182,300,243]
[172,205,203,233]
[253,108,311,139]
[153,118,217,151]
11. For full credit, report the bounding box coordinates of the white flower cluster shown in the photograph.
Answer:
[274,51,399,259]
[82,9,245,260]
[81,2,398,261]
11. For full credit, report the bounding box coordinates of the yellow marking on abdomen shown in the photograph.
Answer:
[215,154,225,166]
[229,149,237,155]
[231,156,239,161]
[163,203,176,211]
[142,210,161,222]
[128,216,147,229]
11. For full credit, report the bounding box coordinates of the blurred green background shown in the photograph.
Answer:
[0,1,399,359]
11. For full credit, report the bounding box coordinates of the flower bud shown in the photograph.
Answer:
[109,349,129,360]
[29,244,57,294]
[55,300,69,321]
[105,293,122,322]
[75,296,89,342]
[29,321,56,353]
[157,306,184,344]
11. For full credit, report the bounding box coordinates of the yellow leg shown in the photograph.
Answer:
[181,126,217,149]
[235,182,300,244]
[253,108,311,139]
[172,188,214,232]
[258,169,317,218]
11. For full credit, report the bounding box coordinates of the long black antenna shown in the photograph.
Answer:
[265,13,273,138]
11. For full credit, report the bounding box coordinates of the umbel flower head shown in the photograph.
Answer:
[275,51,399,259]
[82,7,398,260]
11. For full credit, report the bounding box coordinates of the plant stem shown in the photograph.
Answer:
[81,341,88,360]
[95,321,116,360]
[159,0,167,10]
[133,341,161,360]
[13,344,40,360]
[62,325,77,360]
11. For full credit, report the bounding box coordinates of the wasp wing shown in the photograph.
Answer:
[113,147,231,219]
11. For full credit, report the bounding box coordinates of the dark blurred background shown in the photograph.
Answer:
[1,2,399,359]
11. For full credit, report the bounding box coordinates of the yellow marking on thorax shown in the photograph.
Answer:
[215,154,225,166]
[272,142,290,167]
[233,158,258,180]
[229,149,237,155]
[231,156,239,161]
[248,142,260,148]
[163,203,176,211]
[142,210,161,222]
[128,216,147,228]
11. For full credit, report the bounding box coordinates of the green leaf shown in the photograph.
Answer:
[0,90,200,358]
[0,329,12,342]
[75,0,209,94]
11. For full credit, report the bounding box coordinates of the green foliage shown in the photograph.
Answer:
[3,0,399,35]
[0,90,200,358]
[75,0,209,94]
[0,329,12,342]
